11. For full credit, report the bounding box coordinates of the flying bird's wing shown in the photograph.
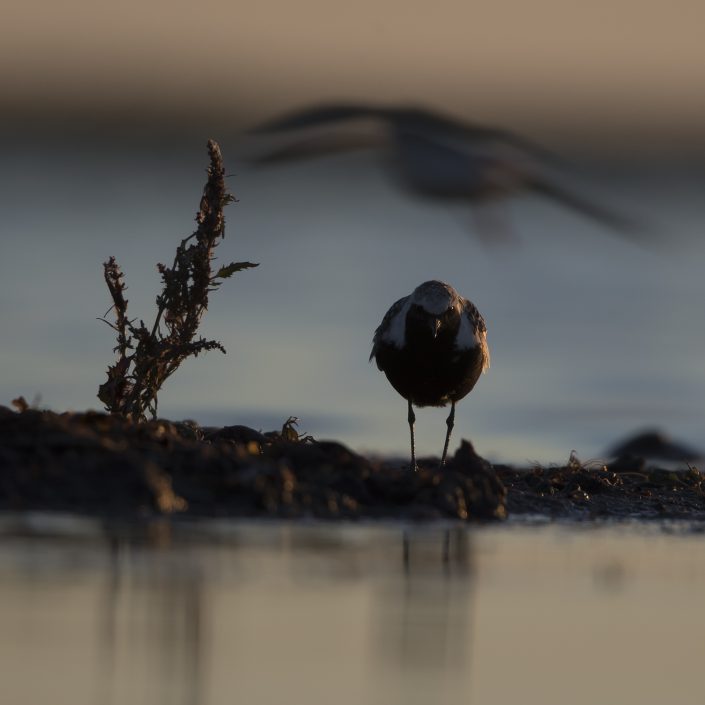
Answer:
[370,295,410,364]
[248,105,389,163]
[389,107,566,168]
[451,125,564,168]
[526,176,643,238]
[250,105,384,133]
[249,103,562,172]
[249,132,384,165]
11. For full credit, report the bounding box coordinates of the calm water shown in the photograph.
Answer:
[1,517,705,705]
[1,136,704,462]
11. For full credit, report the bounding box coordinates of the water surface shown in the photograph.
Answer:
[1,518,704,705]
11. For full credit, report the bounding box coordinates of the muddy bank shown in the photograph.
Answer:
[1,406,703,522]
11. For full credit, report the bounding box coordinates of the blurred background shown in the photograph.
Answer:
[2,0,705,462]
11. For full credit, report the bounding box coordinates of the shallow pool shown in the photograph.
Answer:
[1,517,704,705]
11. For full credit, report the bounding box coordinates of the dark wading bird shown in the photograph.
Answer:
[370,280,490,471]
[249,104,639,242]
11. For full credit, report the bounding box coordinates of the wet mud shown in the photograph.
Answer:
[1,406,703,523]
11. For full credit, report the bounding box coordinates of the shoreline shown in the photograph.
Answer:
[2,406,703,523]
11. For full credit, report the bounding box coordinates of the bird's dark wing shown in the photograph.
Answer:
[248,105,390,163]
[370,295,409,363]
[249,105,384,133]
[249,103,563,170]
[251,103,561,163]
[526,177,643,237]
[389,106,565,167]
[249,133,385,165]
[451,124,563,167]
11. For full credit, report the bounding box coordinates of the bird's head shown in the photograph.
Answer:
[407,280,462,340]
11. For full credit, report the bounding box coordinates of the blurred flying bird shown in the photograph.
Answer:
[370,280,490,470]
[249,104,639,242]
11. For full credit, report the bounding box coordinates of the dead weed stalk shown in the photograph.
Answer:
[98,140,257,420]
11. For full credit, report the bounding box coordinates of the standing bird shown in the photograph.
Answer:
[370,280,490,470]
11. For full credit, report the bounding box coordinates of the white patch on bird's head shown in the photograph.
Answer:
[410,280,458,316]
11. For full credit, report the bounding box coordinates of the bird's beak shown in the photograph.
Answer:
[430,318,442,338]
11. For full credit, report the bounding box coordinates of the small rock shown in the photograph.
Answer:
[607,430,702,462]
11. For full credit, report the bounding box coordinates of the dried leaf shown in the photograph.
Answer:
[214,261,259,279]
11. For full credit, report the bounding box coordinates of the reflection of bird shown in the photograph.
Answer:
[370,280,490,470]
[250,104,637,240]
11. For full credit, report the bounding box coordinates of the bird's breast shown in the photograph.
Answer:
[374,334,485,407]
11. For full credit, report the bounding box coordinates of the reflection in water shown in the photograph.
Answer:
[2,520,705,705]
[372,529,476,705]
[97,531,205,705]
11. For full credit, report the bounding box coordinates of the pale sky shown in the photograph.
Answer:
[3,0,705,148]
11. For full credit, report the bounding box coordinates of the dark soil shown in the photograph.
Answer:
[1,406,704,522]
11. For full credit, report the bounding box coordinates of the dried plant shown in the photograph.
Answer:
[98,140,257,420]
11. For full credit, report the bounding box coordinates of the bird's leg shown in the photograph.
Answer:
[407,399,417,472]
[440,401,456,468]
